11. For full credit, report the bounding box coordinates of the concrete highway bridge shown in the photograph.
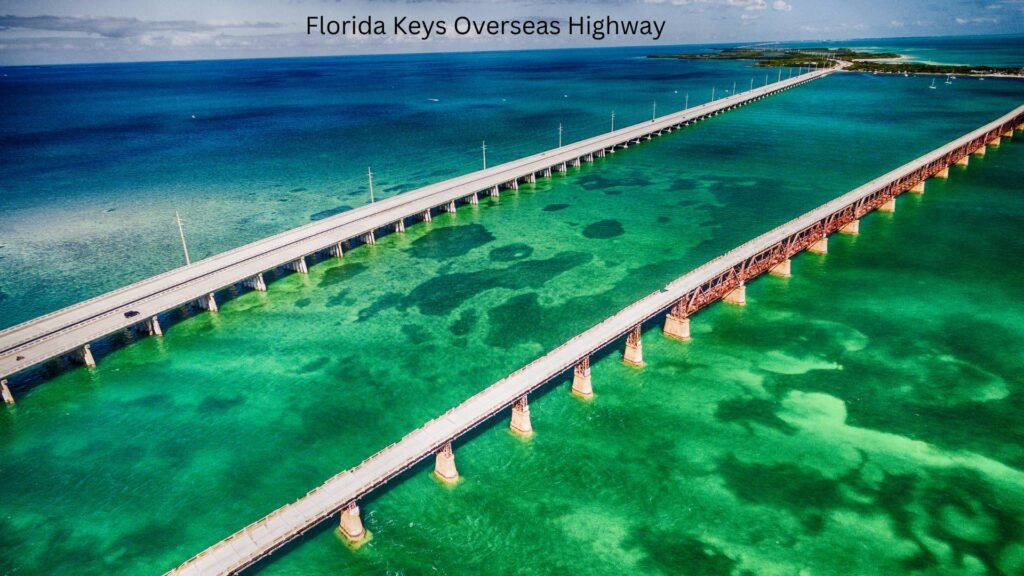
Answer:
[0,64,837,403]
[165,103,1024,575]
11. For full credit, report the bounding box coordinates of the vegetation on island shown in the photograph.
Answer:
[648,47,1024,77]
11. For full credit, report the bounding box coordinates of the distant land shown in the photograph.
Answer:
[649,47,1024,77]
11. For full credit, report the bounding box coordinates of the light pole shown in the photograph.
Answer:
[481,141,487,169]
[367,166,375,203]
[684,93,689,110]
[175,211,191,266]
[558,123,563,147]
[711,86,715,101]
[611,111,615,132]
[652,100,656,121]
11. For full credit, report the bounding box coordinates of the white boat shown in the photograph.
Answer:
[929,78,937,89]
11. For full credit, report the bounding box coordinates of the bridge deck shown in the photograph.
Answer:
[0,67,835,383]
[169,104,1024,576]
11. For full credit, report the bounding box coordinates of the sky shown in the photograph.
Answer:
[0,0,1022,65]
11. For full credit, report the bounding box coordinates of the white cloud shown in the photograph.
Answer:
[955,16,999,24]
[772,1,793,11]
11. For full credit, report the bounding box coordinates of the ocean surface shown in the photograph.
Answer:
[1,40,1023,575]
[784,34,1024,67]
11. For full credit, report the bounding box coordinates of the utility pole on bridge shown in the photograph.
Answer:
[610,111,615,132]
[558,123,563,147]
[367,167,375,203]
[175,211,191,267]
[481,141,487,169]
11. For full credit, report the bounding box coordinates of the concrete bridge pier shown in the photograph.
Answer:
[572,356,593,398]
[663,310,691,341]
[2,379,14,405]
[510,396,533,437]
[434,442,459,484]
[973,145,986,157]
[809,235,829,255]
[935,166,949,179]
[338,502,367,544]
[879,198,896,213]
[526,173,536,183]
[585,154,594,162]
[724,283,746,306]
[839,219,860,235]
[198,293,219,313]
[423,209,433,222]
[623,325,644,367]
[147,316,163,337]
[250,273,268,291]
[544,167,553,177]
[490,186,500,199]
[394,219,406,233]
[363,231,376,245]
[990,136,1001,147]
[292,257,309,274]
[596,149,606,158]
[572,158,581,168]
[770,258,792,277]
[509,180,519,191]
[469,192,479,205]
[329,243,344,259]
[1003,129,1013,138]
[558,162,568,173]
[910,181,925,194]
[956,155,969,166]
[78,344,97,368]
[444,200,457,213]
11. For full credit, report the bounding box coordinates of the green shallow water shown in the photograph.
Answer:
[259,136,1024,576]
[1,71,1023,575]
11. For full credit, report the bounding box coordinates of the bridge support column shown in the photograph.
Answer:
[770,258,792,277]
[956,155,969,166]
[445,200,457,213]
[585,154,593,162]
[434,442,459,484]
[526,173,536,183]
[809,236,828,255]
[339,502,367,544]
[423,210,432,222]
[724,283,746,306]
[572,357,593,398]
[558,163,567,173]
[572,158,581,168]
[990,136,1001,147]
[509,180,519,190]
[79,344,97,368]
[935,166,949,179]
[490,186,500,198]
[879,198,896,213]
[663,311,690,341]
[972,145,986,157]
[197,293,219,313]
[1003,129,1013,138]
[839,219,860,235]
[469,192,479,205]
[292,257,309,274]
[510,396,533,437]
[596,149,605,158]
[148,316,163,337]
[623,325,644,367]
[544,167,553,177]
[910,181,925,194]
[394,219,406,233]
[2,379,14,405]
[363,231,376,245]
[329,243,344,258]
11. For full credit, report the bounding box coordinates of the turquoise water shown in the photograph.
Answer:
[1,45,1023,575]
[785,34,1024,67]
